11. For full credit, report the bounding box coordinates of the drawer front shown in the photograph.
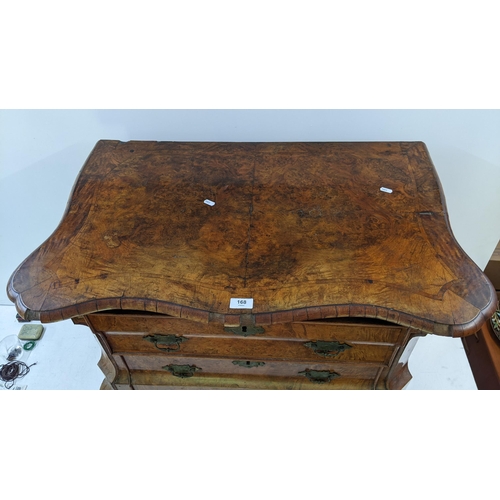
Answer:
[297,322,404,344]
[89,314,405,344]
[105,333,395,364]
[123,354,381,381]
[129,371,378,390]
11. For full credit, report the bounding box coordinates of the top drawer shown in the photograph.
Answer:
[87,313,406,345]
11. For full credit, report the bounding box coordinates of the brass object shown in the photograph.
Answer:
[16,313,30,323]
[303,340,352,357]
[491,307,500,341]
[224,325,265,337]
[144,334,188,352]
[162,364,201,378]
[298,369,340,384]
[232,360,266,368]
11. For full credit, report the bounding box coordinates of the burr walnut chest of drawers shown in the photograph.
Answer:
[7,141,497,389]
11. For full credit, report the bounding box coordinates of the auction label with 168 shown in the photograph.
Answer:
[229,298,254,309]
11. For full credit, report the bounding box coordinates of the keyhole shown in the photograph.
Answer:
[246,361,251,365]
[242,326,247,333]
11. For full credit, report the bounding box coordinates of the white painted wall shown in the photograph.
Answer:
[1,110,499,389]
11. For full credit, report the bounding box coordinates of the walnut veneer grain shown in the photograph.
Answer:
[7,141,496,389]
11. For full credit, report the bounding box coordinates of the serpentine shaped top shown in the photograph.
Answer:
[7,141,496,336]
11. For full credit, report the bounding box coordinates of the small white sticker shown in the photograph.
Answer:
[380,187,393,194]
[230,298,254,309]
[204,199,215,206]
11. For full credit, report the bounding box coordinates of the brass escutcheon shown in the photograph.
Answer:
[224,325,265,337]
[232,360,266,368]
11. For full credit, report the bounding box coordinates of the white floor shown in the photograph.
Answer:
[0,303,477,390]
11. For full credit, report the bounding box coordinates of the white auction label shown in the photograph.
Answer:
[380,187,393,194]
[230,298,254,309]
[204,199,215,206]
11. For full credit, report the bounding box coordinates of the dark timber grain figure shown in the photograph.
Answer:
[7,141,497,389]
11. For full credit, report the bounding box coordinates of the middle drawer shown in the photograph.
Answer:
[105,333,395,364]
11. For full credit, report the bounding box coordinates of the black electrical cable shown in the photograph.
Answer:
[0,361,36,389]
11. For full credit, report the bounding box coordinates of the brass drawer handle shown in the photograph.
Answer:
[232,360,265,368]
[224,325,265,337]
[491,307,500,339]
[298,369,340,384]
[162,364,201,378]
[144,334,188,352]
[303,340,352,357]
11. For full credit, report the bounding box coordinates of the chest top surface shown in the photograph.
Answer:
[8,141,496,335]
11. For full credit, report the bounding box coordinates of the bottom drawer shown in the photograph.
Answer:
[129,370,379,390]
